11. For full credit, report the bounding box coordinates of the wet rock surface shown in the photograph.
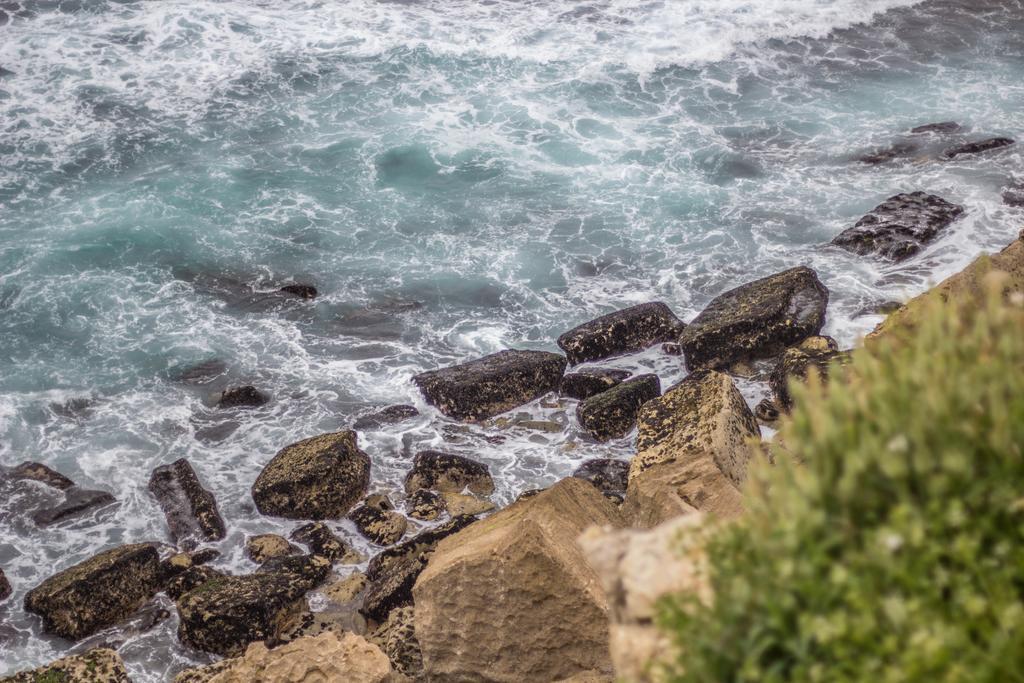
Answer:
[679,266,828,371]
[2,648,131,682]
[289,523,361,563]
[403,450,494,496]
[148,458,226,548]
[413,349,567,421]
[576,374,661,441]
[32,487,117,527]
[560,368,631,401]
[25,543,162,640]
[245,534,299,564]
[217,385,269,409]
[349,499,408,546]
[832,192,965,261]
[405,488,445,521]
[943,136,1015,159]
[769,336,852,410]
[352,404,420,430]
[252,431,371,520]
[278,283,318,299]
[572,458,630,496]
[556,302,684,365]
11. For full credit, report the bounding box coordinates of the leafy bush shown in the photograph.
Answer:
[658,276,1024,683]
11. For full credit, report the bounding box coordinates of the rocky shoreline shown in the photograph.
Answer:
[0,123,1021,682]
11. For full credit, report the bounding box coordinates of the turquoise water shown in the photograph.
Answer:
[1,0,1022,677]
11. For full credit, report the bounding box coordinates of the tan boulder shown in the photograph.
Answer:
[2,649,130,682]
[174,631,396,683]
[622,457,742,527]
[579,515,712,683]
[413,477,623,682]
[630,370,759,487]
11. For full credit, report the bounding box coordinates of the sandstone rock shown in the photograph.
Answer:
[148,458,226,549]
[769,336,852,410]
[554,672,614,683]
[579,514,712,683]
[577,374,661,441]
[174,631,393,683]
[406,489,445,521]
[246,534,299,564]
[943,137,1015,159]
[176,558,330,655]
[630,370,759,488]
[10,461,75,490]
[911,121,961,134]
[403,450,494,496]
[279,283,318,299]
[1,648,130,682]
[832,192,965,261]
[166,566,226,601]
[413,478,623,681]
[440,492,495,517]
[572,458,630,496]
[413,349,567,421]
[350,501,409,546]
[218,385,269,409]
[362,515,476,622]
[369,605,422,678]
[556,302,684,365]
[623,458,742,528]
[290,522,360,563]
[353,404,420,431]
[679,267,828,371]
[32,487,117,526]
[25,543,162,640]
[0,567,10,601]
[560,368,631,401]
[252,431,371,520]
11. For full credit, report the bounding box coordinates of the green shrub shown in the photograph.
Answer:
[658,277,1024,683]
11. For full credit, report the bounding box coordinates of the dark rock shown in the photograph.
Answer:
[1003,179,1024,207]
[173,359,228,385]
[754,398,780,422]
[190,548,220,566]
[245,534,300,564]
[769,336,853,411]
[679,266,829,371]
[289,523,359,563]
[352,404,420,431]
[662,342,683,356]
[32,487,117,526]
[911,122,961,135]
[256,554,333,591]
[166,566,226,601]
[0,567,10,601]
[406,489,446,521]
[11,461,75,490]
[252,431,371,520]
[857,141,919,165]
[362,515,476,622]
[943,137,1015,159]
[176,564,326,655]
[148,458,226,549]
[193,420,239,443]
[369,606,422,678]
[576,374,661,441]
[25,543,162,640]
[413,349,567,421]
[832,192,965,262]
[556,302,684,365]
[403,451,494,496]
[157,552,194,587]
[1,648,131,682]
[279,284,318,299]
[559,368,631,401]
[571,458,630,496]
[217,385,269,409]
[349,501,408,546]
[49,397,94,420]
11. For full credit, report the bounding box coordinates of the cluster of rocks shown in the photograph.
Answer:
[857,121,1015,166]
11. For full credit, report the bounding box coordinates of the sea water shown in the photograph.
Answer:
[0,0,1022,677]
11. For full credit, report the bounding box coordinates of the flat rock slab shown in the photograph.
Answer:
[149,458,226,549]
[832,192,965,262]
[403,450,494,496]
[25,543,162,640]
[10,461,75,490]
[2,648,131,682]
[679,266,829,371]
[32,487,117,526]
[560,369,631,401]
[557,302,684,365]
[943,137,1015,159]
[577,374,661,441]
[572,458,630,496]
[252,431,370,520]
[413,349,567,421]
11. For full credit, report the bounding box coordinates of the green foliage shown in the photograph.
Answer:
[658,279,1024,683]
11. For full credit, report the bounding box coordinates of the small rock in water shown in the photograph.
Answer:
[576,374,661,441]
[352,404,420,430]
[755,398,781,423]
[349,502,408,546]
[1003,179,1024,207]
[1,648,131,683]
[910,121,962,134]
[832,192,965,262]
[556,302,685,365]
[49,396,94,420]
[572,458,630,496]
[11,461,75,490]
[290,523,361,564]
[857,140,920,165]
[662,342,683,356]
[406,489,445,521]
[246,534,300,564]
[32,487,117,526]
[148,458,226,548]
[0,567,10,601]
[279,283,318,299]
[943,137,1015,159]
[173,358,228,385]
[217,385,269,408]
[560,368,631,401]
[403,451,494,496]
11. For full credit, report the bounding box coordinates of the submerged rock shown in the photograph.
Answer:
[1003,179,1024,207]
[2,648,131,683]
[32,487,117,527]
[279,283,318,299]
[572,458,630,497]
[413,349,567,421]
[252,431,371,520]
[414,478,623,681]
[560,368,631,401]
[148,458,226,549]
[0,567,10,602]
[10,461,75,490]
[290,522,361,563]
[556,302,684,365]
[245,534,300,564]
[403,450,494,496]
[25,543,162,640]
[769,336,852,410]
[349,498,408,546]
[943,137,1015,159]
[679,266,828,371]
[832,192,965,261]
[352,404,419,431]
[577,374,661,441]
[174,359,228,385]
[857,140,919,165]
[217,385,269,409]
[406,488,445,521]
[911,121,962,134]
